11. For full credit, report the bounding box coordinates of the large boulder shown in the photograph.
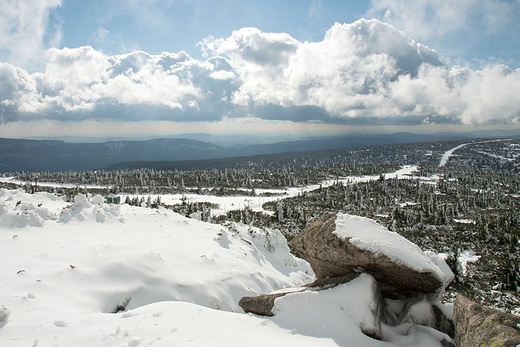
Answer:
[453,295,520,347]
[289,213,450,298]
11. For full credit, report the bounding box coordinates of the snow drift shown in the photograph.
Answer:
[0,188,453,346]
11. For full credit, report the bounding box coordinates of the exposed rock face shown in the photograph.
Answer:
[239,292,293,317]
[453,295,520,347]
[288,213,445,298]
[432,302,455,338]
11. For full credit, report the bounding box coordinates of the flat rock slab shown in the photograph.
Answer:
[239,273,361,316]
[274,273,384,341]
[289,213,448,298]
[239,292,295,317]
[239,273,383,340]
[453,295,520,347]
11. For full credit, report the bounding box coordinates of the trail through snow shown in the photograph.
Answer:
[439,144,468,167]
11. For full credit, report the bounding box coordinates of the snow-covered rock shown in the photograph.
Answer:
[0,198,57,228]
[289,213,451,299]
[91,194,104,205]
[59,193,120,223]
[271,273,383,342]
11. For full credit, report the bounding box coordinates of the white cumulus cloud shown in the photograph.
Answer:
[1,19,519,126]
[366,0,519,41]
[0,0,63,69]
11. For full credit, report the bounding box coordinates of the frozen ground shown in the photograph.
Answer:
[0,188,451,346]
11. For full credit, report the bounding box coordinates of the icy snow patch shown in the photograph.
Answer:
[424,251,455,286]
[334,213,447,285]
[458,250,481,276]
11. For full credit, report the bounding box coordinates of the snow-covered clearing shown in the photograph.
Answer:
[453,218,474,224]
[150,165,421,217]
[0,188,449,346]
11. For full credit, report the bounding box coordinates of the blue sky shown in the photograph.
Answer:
[55,1,367,59]
[1,0,519,141]
[52,0,519,68]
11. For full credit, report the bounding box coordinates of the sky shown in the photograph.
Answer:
[0,0,520,142]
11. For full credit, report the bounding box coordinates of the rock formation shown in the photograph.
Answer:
[239,212,520,345]
[241,273,384,340]
[239,292,292,317]
[239,212,457,345]
[288,213,448,299]
[453,295,520,347]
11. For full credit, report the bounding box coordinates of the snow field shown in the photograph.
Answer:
[0,166,456,346]
[0,189,319,346]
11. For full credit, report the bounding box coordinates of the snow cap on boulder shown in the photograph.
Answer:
[271,273,384,341]
[289,213,451,299]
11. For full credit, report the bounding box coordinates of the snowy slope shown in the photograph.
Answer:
[0,189,448,346]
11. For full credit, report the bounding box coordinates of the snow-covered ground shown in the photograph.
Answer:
[132,165,421,217]
[457,250,481,276]
[0,188,450,346]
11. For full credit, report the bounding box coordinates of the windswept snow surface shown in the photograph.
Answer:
[0,189,451,346]
[334,213,451,286]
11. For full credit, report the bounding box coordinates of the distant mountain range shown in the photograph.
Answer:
[1,131,518,172]
[0,138,233,172]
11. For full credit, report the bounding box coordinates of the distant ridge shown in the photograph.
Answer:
[1,130,518,172]
[235,132,449,156]
[0,138,234,173]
